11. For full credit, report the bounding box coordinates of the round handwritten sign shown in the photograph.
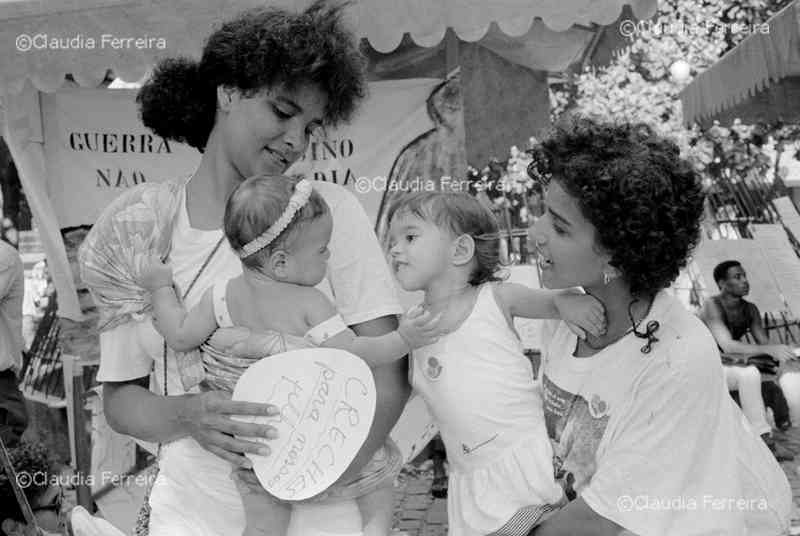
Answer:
[232,348,376,501]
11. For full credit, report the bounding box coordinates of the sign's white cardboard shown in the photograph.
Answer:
[232,349,376,501]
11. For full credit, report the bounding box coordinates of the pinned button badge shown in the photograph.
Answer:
[425,356,442,380]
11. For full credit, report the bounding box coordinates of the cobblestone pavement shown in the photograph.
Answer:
[391,463,447,536]
[53,426,800,535]
[392,428,800,536]
[776,426,800,531]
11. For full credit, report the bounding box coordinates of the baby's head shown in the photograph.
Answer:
[386,191,502,291]
[225,175,331,285]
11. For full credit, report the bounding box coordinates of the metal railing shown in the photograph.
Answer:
[20,294,64,406]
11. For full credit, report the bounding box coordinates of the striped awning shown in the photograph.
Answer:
[0,0,657,94]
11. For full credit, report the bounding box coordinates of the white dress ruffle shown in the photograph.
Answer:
[411,284,564,536]
[449,433,563,535]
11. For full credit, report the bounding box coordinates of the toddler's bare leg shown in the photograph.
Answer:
[357,485,395,536]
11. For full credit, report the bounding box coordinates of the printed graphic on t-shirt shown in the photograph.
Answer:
[542,374,610,501]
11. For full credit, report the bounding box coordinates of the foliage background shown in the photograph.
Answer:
[469,0,800,239]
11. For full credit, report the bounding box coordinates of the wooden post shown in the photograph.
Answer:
[63,354,93,510]
[445,27,459,75]
[62,354,77,476]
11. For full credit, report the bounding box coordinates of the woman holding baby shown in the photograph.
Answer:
[79,1,793,535]
[79,2,414,535]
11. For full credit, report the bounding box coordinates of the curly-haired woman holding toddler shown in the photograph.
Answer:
[527,118,791,536]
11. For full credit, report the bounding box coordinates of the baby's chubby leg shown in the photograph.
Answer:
[287,500,363,536]
[231,468,291,536]
[232,467,365,536]
[356,484,395,536]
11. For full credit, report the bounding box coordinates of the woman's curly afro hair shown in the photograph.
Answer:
[137,0,366,151]
[532,117,705,297]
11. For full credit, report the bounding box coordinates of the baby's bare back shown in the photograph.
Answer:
[224,275,315,336]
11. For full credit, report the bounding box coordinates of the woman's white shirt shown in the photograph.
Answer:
[539,292,792,536]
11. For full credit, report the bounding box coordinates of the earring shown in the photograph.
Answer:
[219,88,234,110]
[603,268,618,285]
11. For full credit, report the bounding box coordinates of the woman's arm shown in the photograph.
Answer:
[103,376,194,442]
[103,378,283,468]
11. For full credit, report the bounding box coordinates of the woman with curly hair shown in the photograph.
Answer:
[79,3,407,535]
[526,118,791,535]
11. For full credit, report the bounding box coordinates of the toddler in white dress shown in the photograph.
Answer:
[385,191,606,536]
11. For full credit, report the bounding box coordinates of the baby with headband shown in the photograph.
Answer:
[138,175,441,536]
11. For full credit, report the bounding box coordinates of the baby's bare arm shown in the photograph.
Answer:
[151,287,219,352]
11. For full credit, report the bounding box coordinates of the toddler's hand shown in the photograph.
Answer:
[555,291,606,340]
[139,253,174,292]
[398,305,443,350]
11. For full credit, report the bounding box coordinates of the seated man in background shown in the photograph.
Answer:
[700,260,797,460]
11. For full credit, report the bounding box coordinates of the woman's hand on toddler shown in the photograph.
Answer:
[231,468,291,536]
[398,305,443,350]
[554,291,606,340]
[139,253,174,292]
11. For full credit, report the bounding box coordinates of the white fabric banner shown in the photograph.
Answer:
[41,88,200,228]
[41,78,449,228]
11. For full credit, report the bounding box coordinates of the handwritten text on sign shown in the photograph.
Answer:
[232,349,376,501]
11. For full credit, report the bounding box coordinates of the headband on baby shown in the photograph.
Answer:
[237,179,314,259]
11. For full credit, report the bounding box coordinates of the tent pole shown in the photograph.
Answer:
[1,86,84,321]
[445,28,460,73]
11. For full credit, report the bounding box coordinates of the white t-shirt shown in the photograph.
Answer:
[97,179,402,392]
[539,291,791,536]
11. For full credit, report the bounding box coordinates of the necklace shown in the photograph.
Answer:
[581,296,660,354]
[582,327,634,351]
